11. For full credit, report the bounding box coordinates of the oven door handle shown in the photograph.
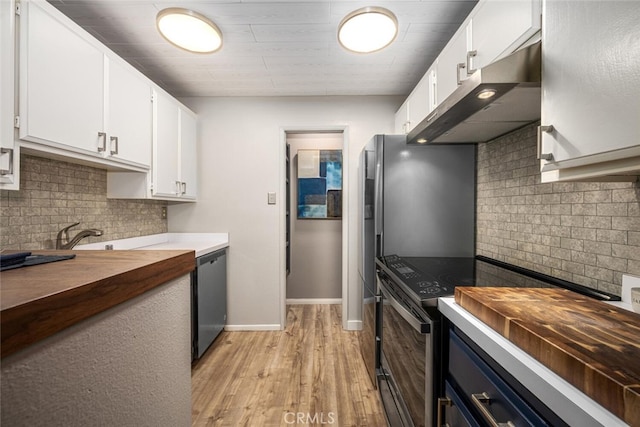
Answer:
[380,283,431,334]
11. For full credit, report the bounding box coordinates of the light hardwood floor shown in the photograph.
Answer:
[191,304,387,426]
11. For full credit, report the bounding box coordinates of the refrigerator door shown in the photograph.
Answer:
[359,136,381,386]
[381,139,475,257]
[373,135,385,258]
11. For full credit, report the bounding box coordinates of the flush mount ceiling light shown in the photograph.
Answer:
[156,8,222,53]
[338,6,398,54]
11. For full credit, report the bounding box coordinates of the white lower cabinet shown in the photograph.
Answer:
[539,0,640,181]
[1,0,18,190]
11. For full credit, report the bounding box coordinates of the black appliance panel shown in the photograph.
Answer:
[378,255,475,307]
[377,268,439,427]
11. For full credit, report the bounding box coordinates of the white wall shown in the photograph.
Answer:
[169,96,401,330]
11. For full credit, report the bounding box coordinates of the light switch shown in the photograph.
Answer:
[268,192,277,205]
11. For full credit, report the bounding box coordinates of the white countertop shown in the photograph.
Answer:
[75,233,229,257]
[438,297,629,427]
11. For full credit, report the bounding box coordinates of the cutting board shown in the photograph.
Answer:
[455,287,640,426]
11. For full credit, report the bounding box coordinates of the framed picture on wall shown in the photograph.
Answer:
[297,149,342,219]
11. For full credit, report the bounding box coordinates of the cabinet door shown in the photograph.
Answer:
[428,68,438,112]
[471,0,541,71]
[394,100,409,134]
[407,73,430,133]
[107,58,152,168]
[1,0,18,190]
[541,0,640,164]
[19,0,104,154]
[436,23,471,105]
[152,91,180,197]
[179,107,197,199]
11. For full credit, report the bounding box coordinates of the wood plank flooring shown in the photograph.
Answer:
[191,304,387,426]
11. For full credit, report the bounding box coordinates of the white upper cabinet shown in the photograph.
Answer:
[153,91,181,198]
[18,0,151,171]
[540,0,640,181]
[398,0,542,133]
[394,99,409,134]
[406,69,432,134]
[179,108,197,199]
[470,0,541,71]
[107,91,197,202]
[1,0,19,190]
[397,65,437,134]
[19,0,104,155]
[435,24,471,105]
[151,89,197,200]
[106,58,152,167]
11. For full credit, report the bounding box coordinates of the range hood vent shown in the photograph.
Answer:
[408,42,541,144]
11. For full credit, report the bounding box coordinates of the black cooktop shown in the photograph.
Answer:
[379,255,475,301]
[377,254,619,307]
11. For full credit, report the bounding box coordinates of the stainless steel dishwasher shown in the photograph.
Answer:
[192,248,227,360]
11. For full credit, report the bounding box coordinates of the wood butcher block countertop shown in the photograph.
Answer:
[455,287,640,426]
[1,250,195,359]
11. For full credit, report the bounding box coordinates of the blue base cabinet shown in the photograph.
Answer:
[440,325,567,427]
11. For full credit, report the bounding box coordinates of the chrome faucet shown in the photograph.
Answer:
[56,222,103,249]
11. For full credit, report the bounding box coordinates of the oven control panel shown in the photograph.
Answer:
[381,255,454,302]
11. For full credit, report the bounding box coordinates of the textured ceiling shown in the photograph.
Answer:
[48,0,478,97]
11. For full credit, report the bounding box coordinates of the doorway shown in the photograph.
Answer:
[285,132,344,303]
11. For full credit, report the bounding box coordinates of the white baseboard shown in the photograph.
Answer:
[286,298,342,305]
[346,320,362,331]
[224,324,282,331]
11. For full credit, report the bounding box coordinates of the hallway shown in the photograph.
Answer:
[191,304,386,426]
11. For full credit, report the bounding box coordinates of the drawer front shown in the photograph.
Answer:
[448,330,550,426]
[442,381,480,427]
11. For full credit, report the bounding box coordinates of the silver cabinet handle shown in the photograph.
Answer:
[437,397,452,427]
[0,148,14,175]
[456,62,466,85]
[97,132,107,152]
[471,392,515,427]
[181,181,187,195]
[175,180,181,195]
[466,50,477,75]
[537,125,554,161]
[110,136,119,155]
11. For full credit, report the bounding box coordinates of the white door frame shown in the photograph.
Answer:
[279,126,350,330]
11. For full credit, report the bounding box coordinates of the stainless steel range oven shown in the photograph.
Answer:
[377,267,439,427]
[374,254,620,427]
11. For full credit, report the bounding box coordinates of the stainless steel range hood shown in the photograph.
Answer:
[408,42,541,144]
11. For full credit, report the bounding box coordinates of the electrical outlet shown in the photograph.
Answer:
[161,207,167,219]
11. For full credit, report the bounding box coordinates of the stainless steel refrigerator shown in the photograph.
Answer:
[357,134,476,386]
